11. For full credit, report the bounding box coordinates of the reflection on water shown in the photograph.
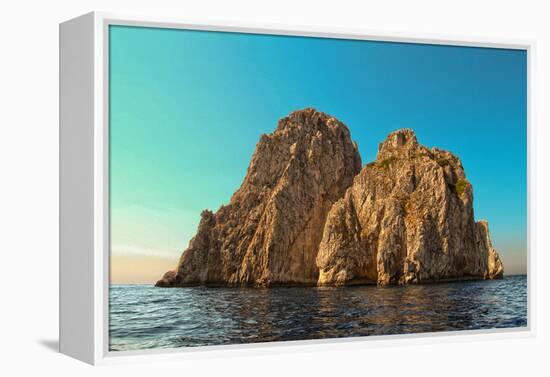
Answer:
[109,275,527,351]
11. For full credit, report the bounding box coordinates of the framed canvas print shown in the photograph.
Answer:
[59,12,533,365]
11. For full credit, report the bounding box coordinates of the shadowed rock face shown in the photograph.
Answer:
[157,108,362,287]
[316,129,503,285]
[157,112,503,287]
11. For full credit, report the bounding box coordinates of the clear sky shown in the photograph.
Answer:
[109,25,527,284]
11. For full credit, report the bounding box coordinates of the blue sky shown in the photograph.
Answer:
[109,25,527,282]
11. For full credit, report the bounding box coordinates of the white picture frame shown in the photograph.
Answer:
[59,11,535,365]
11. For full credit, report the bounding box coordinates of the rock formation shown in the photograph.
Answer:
[316,129,503,285]
[157,109,503,287]
[157,108,362,286]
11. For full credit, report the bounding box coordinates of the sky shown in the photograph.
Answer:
[109,25,527,284]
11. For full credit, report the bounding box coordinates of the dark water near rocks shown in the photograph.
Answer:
[109,275,527,351]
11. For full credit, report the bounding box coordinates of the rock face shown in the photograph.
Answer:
[157,110,503,287]
[316,129,503,285]
[157,108,362,286]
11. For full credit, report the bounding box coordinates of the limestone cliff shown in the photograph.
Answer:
[157,111,503,287]
[316,129,503,285]
[157,108,362,286]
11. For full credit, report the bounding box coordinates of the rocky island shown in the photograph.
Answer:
[156,108,503,287]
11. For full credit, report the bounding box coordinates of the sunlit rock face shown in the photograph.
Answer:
[156,111,503,287]
[316,129,503,286]
[157,108,362,286]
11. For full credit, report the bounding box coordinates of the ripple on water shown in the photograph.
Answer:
[109,275,527,351]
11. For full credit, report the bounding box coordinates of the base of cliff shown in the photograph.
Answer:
[155,274,503,288]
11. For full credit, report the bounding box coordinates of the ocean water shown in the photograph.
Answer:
[109,275,527,351]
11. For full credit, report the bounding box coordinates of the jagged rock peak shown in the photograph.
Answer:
[278,107,348,130]
[377,128,420,160]
[270,108,356,149]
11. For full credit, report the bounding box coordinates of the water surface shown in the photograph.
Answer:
[109,275,527,351]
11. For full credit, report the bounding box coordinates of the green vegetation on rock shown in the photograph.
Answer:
[378,156,396,169]
[455,178,469,197]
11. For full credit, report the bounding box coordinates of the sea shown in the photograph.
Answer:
[109,274,527,351]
